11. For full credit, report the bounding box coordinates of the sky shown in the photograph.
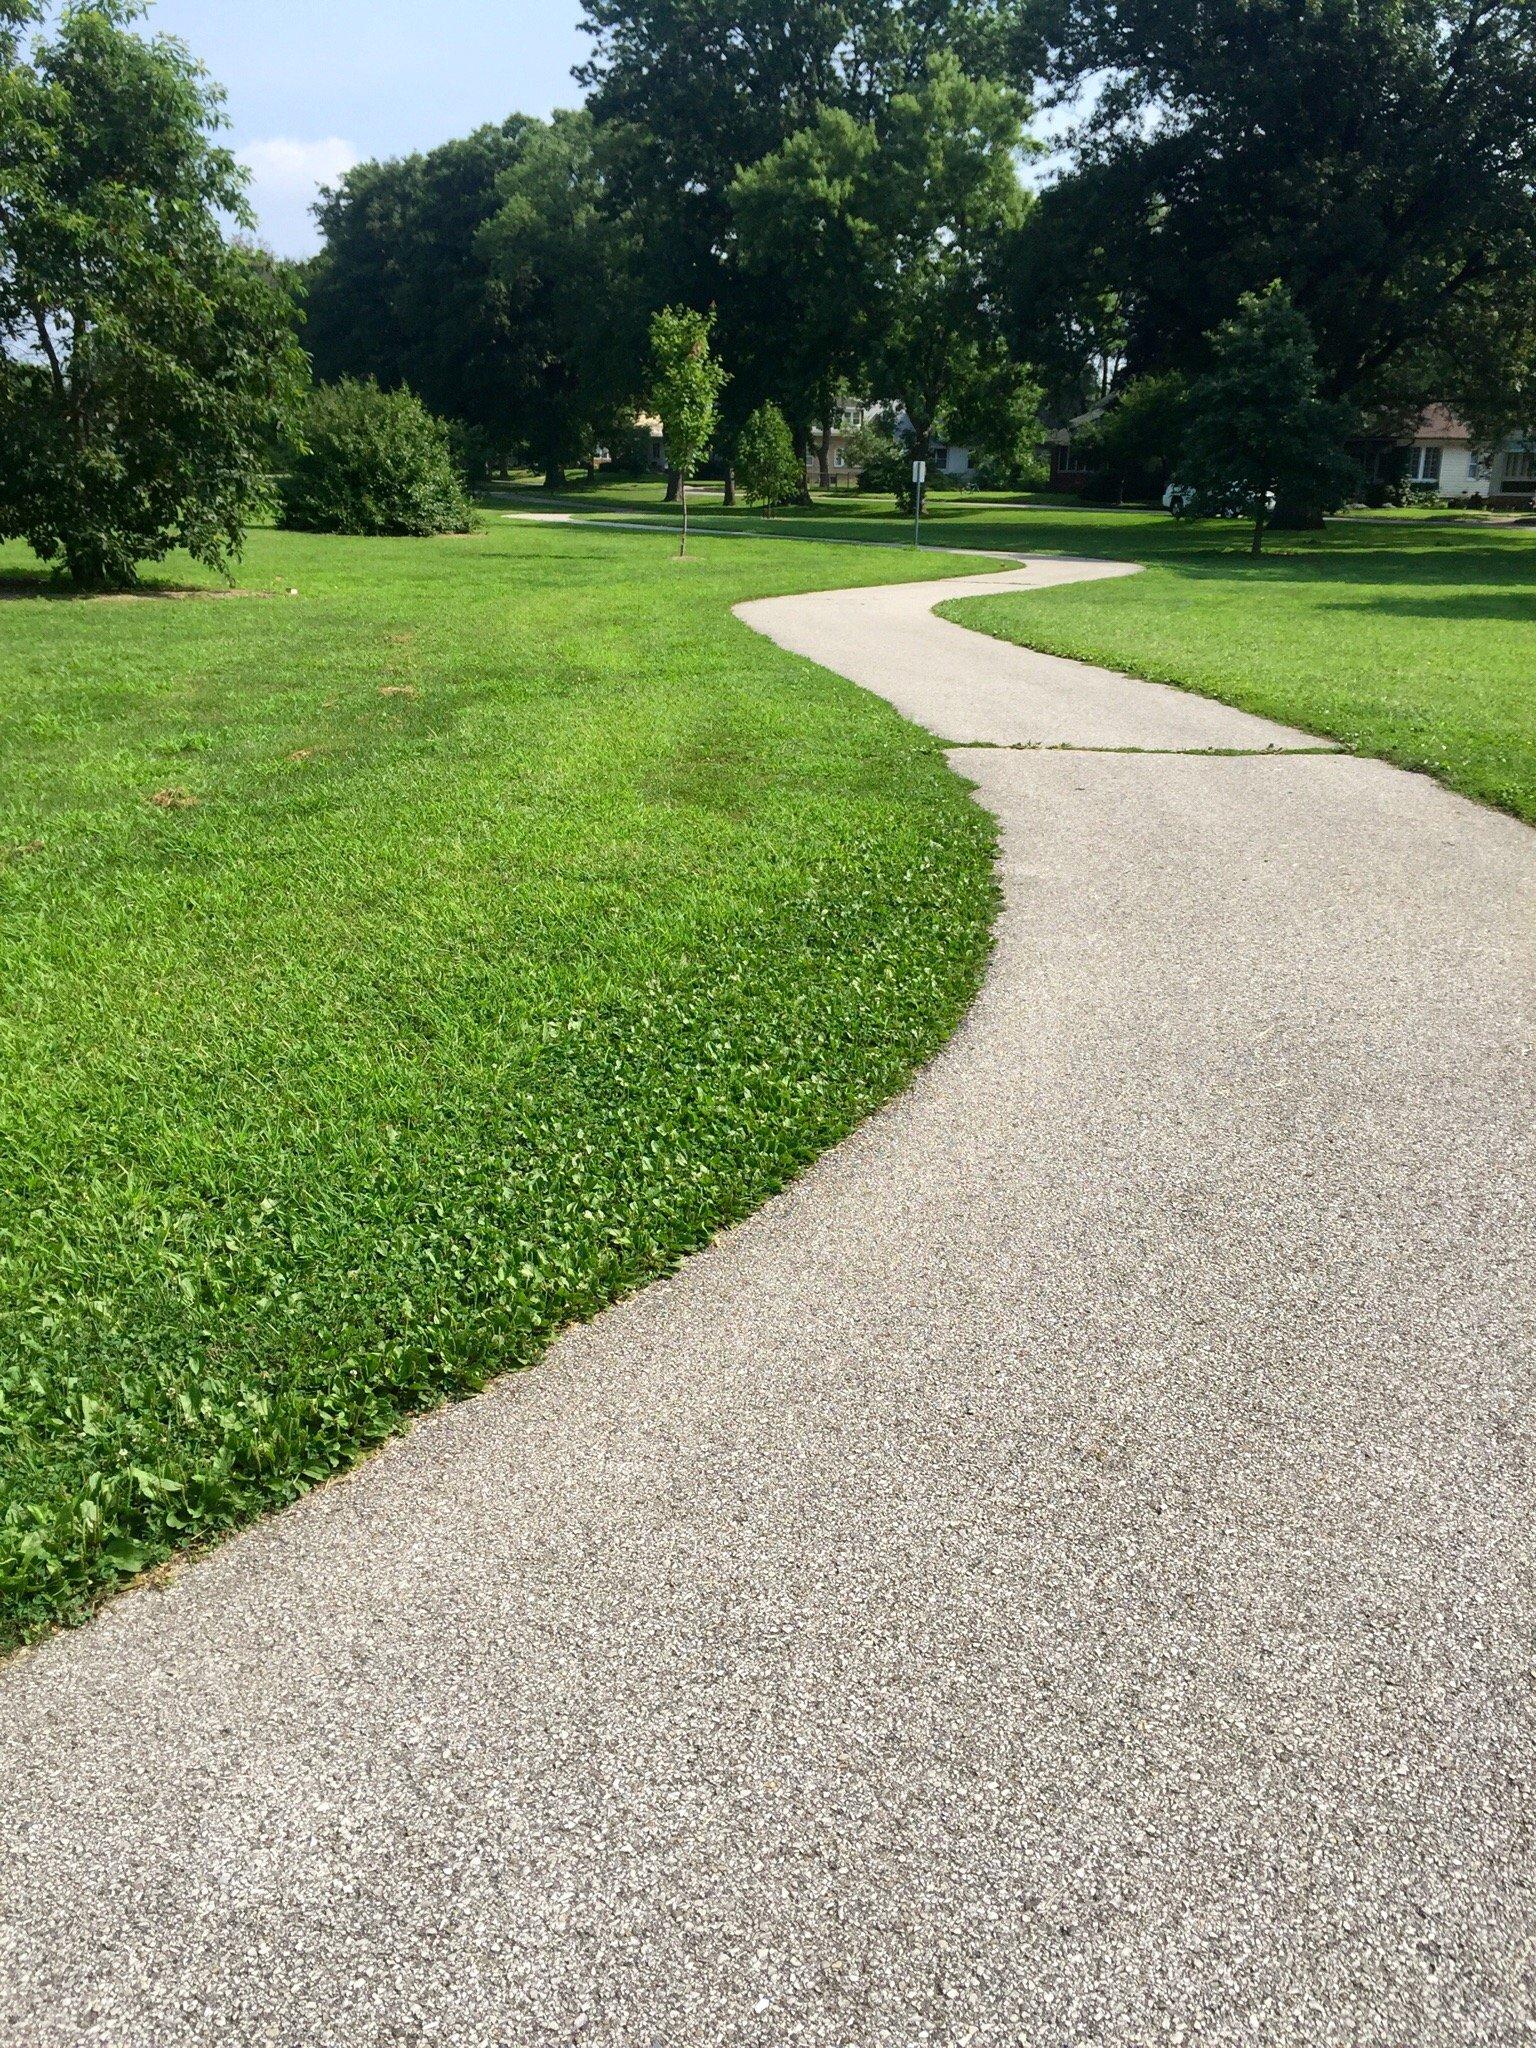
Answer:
[144,1,592,257]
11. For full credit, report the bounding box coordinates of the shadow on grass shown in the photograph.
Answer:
[0,570,248,602]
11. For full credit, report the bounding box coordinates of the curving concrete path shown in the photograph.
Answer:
[3,558,1534,2048]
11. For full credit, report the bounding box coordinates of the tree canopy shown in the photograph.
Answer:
[304,119,535,462]
[1024,0,1536,430]
[734,56,1031,468]
[9,0,1536,547]
[478,110,642,487]
[0,0,304,587]
[1177,283,1356,552]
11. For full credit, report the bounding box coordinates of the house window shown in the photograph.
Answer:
[1056,439,1087,476]
[1502,448,1536,486]
[1409,445,1442,484]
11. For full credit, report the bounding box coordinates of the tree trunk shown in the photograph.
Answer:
[542,461,564,491]
[791,422,813,506]
[664,467,680,504]
[722,466,736,508]
[813,420,833,491]
[1251,509,1266,556]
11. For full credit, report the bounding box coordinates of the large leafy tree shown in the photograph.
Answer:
[1178,284,1356,554]
[1024,0,1536,423]
[733,57,1034,473]
[577,0,1034,451]
[478,110,643,488]
[304,119,536,464]
[0,1,305,588]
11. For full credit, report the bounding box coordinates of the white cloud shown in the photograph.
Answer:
[238,136,359,258]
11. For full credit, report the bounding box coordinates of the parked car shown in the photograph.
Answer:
[1164,480,1277,518]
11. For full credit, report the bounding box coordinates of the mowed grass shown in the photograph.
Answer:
[508,480,1536,821]
[0,520,1000,1643]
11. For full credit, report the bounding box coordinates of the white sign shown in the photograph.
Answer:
[911,460,927,483]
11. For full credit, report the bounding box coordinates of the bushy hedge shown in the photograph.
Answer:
[280,379,474,536]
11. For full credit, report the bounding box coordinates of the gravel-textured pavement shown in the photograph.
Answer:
[3,560,1533,2048]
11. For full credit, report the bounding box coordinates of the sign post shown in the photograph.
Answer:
[911,458,926,548]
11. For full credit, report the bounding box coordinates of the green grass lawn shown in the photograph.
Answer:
[0,519,1001,1644]
[507,481,1536,822]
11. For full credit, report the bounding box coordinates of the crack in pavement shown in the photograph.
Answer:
[947,740,1345,757]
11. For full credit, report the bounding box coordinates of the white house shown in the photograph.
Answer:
[804,401,981,486]
[1388,405,1536,506]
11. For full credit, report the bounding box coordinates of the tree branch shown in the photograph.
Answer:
[30,303,66,400]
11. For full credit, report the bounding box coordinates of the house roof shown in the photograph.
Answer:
[1414,404,1472,444]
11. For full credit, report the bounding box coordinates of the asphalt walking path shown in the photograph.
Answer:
[3,559,1533,2047]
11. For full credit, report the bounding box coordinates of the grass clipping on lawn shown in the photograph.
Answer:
[0,523,998,1644]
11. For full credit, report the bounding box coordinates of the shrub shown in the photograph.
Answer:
[280,380,474,536]
[846,416,916,509]
[735,403,803,512]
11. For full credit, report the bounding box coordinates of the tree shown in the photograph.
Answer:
[1072,372,1189,503]
[578,0,1036,469]
[278,380,474,537]
[304,119,535,467]
[648,305,727,555]
[1178,285,1356,555]
[0,2,305,588]
[733,57,1034,483]
[734,403,803,512]
[729,110,873,492]
[1024,0,1536,426]
[478,111,643,489]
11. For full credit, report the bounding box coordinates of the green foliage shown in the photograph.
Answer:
[648,305,728,550]
[1073,373,1189,502]
[734,402,802,511]
[303,119,535,453]
[0,519,997,1643]
[1026,0,1536,427]
[845,412,916,508]
[1179,286,1356,553]
[579,0,1037,446]
[279,380,474,537]
[649,305,727,478]
[733,57,1034,469]
[478,110,642,487]
[0,2,305,588]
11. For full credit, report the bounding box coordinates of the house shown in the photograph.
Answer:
[1370,405,1536,507]
[804,400,981,487]
[1040,418,1101,493]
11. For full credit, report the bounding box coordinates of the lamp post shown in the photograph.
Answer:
[912,457,926,548]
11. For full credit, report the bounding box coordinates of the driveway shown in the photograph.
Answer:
[3,557,1532,2047]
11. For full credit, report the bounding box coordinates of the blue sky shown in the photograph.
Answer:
[145,1,591,256]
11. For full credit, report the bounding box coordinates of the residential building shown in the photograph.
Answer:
[1373,405,1536,507]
